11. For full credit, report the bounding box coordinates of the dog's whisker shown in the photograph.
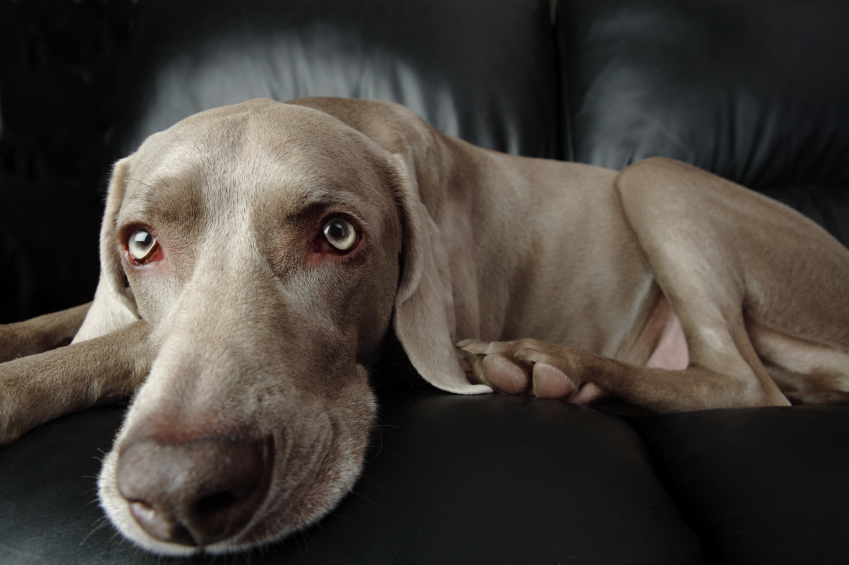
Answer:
[369,426,385,458]
[362,342,402,372]
[354,473,385,492]
[124,176,159,192]
[132,157,172,190]
[371,423,400,430]
[78,516,112,547]
[343,487,379,507]
[81,489,101,503]
[366,446,396,459]
[323,510,353,522]
[292,529,311,558]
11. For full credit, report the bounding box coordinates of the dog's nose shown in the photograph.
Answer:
[116,436,273,547]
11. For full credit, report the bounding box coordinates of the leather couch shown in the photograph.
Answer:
[2,1,848,563]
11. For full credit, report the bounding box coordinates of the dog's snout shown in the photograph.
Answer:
[116,436,273,547]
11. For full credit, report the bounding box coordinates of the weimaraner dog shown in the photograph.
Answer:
[2,97,849,554]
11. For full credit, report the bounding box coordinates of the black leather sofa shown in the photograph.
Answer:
[2,1,849,564]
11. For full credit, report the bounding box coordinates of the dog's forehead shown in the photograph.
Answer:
[125,100,391,210]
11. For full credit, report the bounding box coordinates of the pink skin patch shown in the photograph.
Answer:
[645,310,689,370]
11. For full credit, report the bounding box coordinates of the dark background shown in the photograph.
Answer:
[0,0,133,323]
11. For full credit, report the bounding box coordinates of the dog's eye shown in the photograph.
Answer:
[128,229,158,262]
[322,218,357,252]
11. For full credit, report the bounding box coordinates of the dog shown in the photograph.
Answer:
[2,97,848,555]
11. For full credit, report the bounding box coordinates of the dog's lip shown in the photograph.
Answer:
[222,462,328,550]
[210,416,346,550]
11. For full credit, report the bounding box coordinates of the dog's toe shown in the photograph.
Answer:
[530,362,573,399]
[473,354,530,395]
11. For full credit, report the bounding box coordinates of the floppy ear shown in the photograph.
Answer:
[72,157,140,343]
[389,155,491,395]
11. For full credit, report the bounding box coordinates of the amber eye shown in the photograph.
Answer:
[322,218,357,252]
[128,229,158,262]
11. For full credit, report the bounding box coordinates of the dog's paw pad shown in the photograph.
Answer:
[477,354,530,395]
[530,363,573,399]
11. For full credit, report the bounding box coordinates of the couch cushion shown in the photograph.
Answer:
[630,405,849,565]
[109,0,558,162]
[0,390,704,564]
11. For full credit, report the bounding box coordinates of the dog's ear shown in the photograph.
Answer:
[73,157,140,343]
[389,155,491,394]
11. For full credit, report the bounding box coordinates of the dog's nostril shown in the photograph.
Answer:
[195,490,242,516]
[129,499,154,516]
[117,435,273,547]
[128,500,197,547]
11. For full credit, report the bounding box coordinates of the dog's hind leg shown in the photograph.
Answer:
[460,158,849,413]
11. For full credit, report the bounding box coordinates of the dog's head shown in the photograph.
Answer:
[78,98,488,554]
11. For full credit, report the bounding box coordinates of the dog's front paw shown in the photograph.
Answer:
[457,339,580,399]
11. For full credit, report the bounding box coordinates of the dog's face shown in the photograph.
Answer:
[95,100,403,554]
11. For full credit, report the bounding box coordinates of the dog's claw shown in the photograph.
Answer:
[514,346,544,363]
[456,339,489,354]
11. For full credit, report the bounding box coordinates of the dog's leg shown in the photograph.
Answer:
[0,320,152,446]
[459,337,788,412]
[0,303,91,362]
[460,158,849,413]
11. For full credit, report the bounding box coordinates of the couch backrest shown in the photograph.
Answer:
[5,0,849,321]
[556,0,849,184]
[554,0,849,242]
[109,0,558,161]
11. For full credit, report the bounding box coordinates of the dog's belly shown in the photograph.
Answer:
[624,293,689,371]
